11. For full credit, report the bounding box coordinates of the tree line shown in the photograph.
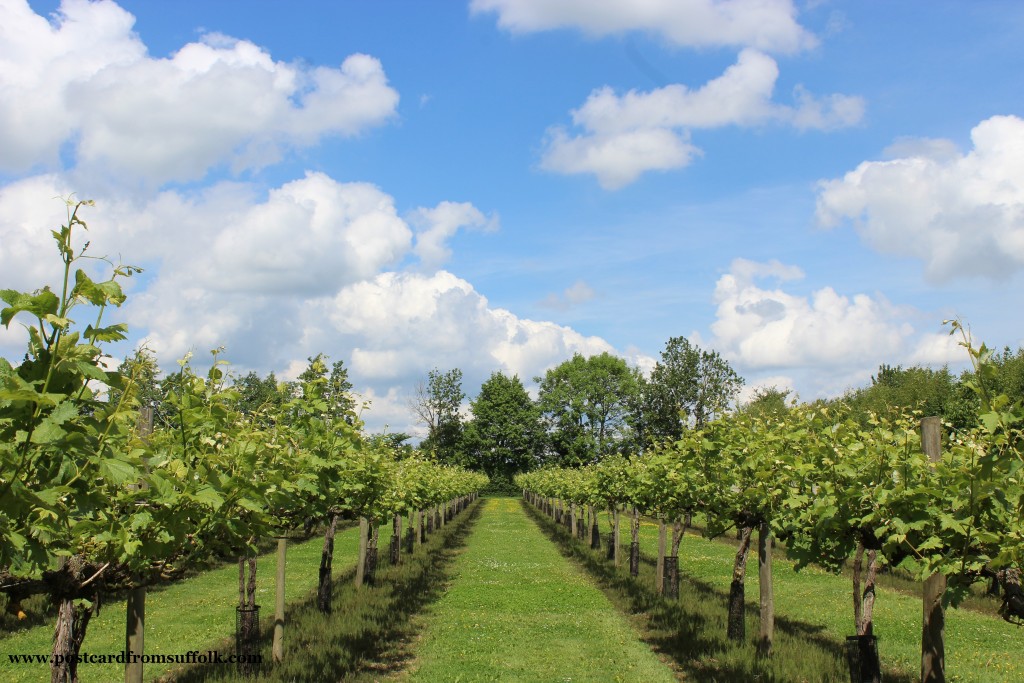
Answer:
[408,338,743,490]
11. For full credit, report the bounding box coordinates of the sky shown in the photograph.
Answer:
[2,0,1023,437]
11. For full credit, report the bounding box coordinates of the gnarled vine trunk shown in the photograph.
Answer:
[859,548,878,636]
[997,567,1024,623]
[50,555,100,683]
[317,514,339,613]
[727,525,754,641]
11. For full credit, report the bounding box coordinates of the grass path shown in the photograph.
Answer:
[398,497,678,683]
[576,509,1023,682]
[0,521,391,683]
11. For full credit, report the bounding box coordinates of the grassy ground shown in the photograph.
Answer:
[552,506,1023,683]
[396,497,679,683]
[166,501,482,682]
[0,520,390,683]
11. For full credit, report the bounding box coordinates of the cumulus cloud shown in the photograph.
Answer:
[541,49,864,188]
[470,0,816,54]
[322,270,613,382]
[409,201,499,270]
[539,280,596,310]
[0,0,398,184]
[816,115,1024,282]
[0,170,631,432]
[709,258,914,371]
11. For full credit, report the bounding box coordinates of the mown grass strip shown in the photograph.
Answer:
[563,507,1024,682]
[399,497,678,683]
[167,500,482,682]
[0,521,388,683]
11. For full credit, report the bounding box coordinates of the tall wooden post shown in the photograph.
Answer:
[125,405,152,683]
[758,522,774,657]
[921,416,946,683]
[273,537,286,663]
[613,507,621,567]
[356,517,368,588]
[657,520,667,593]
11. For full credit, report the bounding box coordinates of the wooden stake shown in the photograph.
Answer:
[921,416,946,683]
[273,537,286,663]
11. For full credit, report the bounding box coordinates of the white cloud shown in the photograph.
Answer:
[541,49,863,188]
[816,115,1024,282]
[322,270,614,383]
[0,171,633,433]
[409,201,498,270]
[0,0,398,184]
[539,279,596,310]
[709,258,914,370]
[470,0,816,53]
[907,332,965,366]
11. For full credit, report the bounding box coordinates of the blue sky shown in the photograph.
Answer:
[2,0,1023,435]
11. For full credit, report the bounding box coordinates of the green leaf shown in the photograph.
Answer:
[100,458,138,485]
[30,402,80,444]
[1,288,60,327]
[194,485,225,510]
[84,323,129,343]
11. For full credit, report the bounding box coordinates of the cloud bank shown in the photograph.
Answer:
[0,0,399,184]
[817,115,1024,282]
[470,0,816,53]
[541,49,863,188]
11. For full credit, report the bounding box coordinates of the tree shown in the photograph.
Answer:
[464,372,545,480]
[535,352,640,464]
[740,386,791,419]
[412,367,465,463]
[108,346,164,420]
[645,336,743,442]
[296,356,356,420]
[235,370,285,417]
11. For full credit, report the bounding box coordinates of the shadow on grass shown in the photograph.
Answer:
[524,501,916,683]
[160,501,484,683]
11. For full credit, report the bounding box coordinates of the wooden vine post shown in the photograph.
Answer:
[656,520,667,593]
[273,536,286,663]
[125,405,153,683]
[355,517,368,587]
[758,521,774,657]
[612,506,621,567]
[921,416,946,683]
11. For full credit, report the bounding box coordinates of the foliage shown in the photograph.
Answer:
[414,367,465,464]
[0,201,489,676]
[644,336,743,441]
[535,352,640,464]
[463,371,545,479]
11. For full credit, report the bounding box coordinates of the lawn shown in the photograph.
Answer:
[0,520,389,683]
[398,497,678,683]
[545,505,1023,682]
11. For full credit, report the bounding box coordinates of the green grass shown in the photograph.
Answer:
[0,520,390,683]
[555,507,1024,683]
[166,501,482,682]
[398,497,679,683]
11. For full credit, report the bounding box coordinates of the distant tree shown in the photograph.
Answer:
[645,336,743,441]
[464,372,545,479]
[740,386,791,418]
[235,370,285,417]
[843,364,958,424]
[109,346,163,415]
[990,346,1024,402]
[367,432,415,458]
[291,354,357,424]
[412,367,465,464]
[535,352,640,464]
